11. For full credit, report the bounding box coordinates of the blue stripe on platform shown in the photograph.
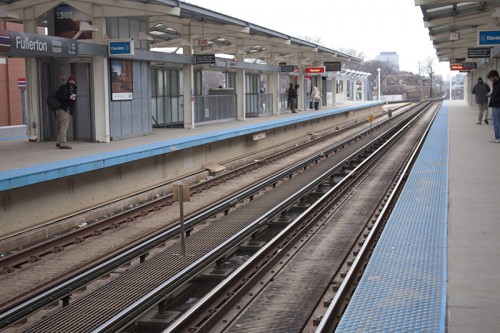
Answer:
[336,101,449,333]
[0,102,382,191]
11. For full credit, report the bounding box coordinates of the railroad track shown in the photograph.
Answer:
[4,100,438,332]
[163,101,441,333]
[0,102,430,332]
[1,109,387,313]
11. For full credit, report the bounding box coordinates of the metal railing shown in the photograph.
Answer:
[279,93,290,112]
[245,93,273,117]
[194,94,237,123]
[152,95,184,128]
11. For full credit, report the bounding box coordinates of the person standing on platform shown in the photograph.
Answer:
[294,84,300,111]
[285,83,293,110]
[311,86,322,110]
[487,70,500,143]
[472,77,490,125]
[55,75,77,149]
[288,84,298,113]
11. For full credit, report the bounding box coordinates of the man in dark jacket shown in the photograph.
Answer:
[55,75,77,149]
[288,84,298,113]
[472,77,490,125]
[487,70,500,143]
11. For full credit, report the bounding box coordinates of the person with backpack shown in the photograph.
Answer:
[55,75,77,149]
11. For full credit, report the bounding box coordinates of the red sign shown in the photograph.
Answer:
[305,67,325,74]
[18,77,26,89]
[450,63,472,71]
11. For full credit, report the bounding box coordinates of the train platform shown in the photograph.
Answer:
[335,99,500,332]
[0,101,383,192]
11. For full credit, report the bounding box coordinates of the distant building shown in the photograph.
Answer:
[376,52,400,72]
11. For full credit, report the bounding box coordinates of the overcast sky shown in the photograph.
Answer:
[186,0,451,78]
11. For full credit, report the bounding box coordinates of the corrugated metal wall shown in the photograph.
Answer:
[107,17,152,140]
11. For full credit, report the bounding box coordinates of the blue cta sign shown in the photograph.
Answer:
[478,30,500,45]
[108,39,134,56]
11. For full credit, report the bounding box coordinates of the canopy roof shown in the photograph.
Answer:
[415,0,500,62]
[0,0,362,66]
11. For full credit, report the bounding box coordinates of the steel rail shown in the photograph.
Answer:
[0,106,411,330]
[91,102,433,333]
[314,101,441,333]
[162,102,437,333]
[0,103,394,274]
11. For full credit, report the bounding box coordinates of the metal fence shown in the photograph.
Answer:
[194,94,237,123]
[279,93,290,112]
[152,95,184,128]
[245,93,273,117]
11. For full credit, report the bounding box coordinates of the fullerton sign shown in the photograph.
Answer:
[0,29,78,57]
[16,36,48,52]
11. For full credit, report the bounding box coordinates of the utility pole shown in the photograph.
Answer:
[419,62,423,101]
[377,68,381,101]
[429,70,433,98]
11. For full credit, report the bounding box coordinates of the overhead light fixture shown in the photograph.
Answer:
[138,32,153,42]
[179,38,192,47]
[212,44,223,52]
[73,21,99,39]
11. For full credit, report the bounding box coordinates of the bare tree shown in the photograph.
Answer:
[298,35,324,45]
[421,56,436,98]
[202,71,225,94]
[338,48,365,60]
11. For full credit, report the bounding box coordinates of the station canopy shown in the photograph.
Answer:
[415,0,500,63]
[0,0,362,67]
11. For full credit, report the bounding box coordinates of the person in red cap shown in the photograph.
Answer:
[55,75,77,149]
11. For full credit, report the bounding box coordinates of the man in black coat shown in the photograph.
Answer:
[55,75,77,149]
[472,77,490,125]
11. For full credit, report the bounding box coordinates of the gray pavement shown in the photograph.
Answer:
[448,100,500,333]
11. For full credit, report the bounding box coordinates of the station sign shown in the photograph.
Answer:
[463,62,477,69]
[280,65,296,73]
[324,61,341,72]
[0,30,78,58]
[195,54,216,64]
[209,57,236,68]
[108,39,134,56]
[304,67,325,74]
[450,63,473,71]
[449,31,460,41]
[468,47,491,58]
[478,30,500,46]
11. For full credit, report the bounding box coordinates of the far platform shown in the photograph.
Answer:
[0,101,383,191]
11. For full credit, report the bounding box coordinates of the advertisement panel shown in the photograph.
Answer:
[110,60,133,100]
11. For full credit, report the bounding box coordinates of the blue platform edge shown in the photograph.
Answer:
[336,101,449,333]
[0,102,382,191]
